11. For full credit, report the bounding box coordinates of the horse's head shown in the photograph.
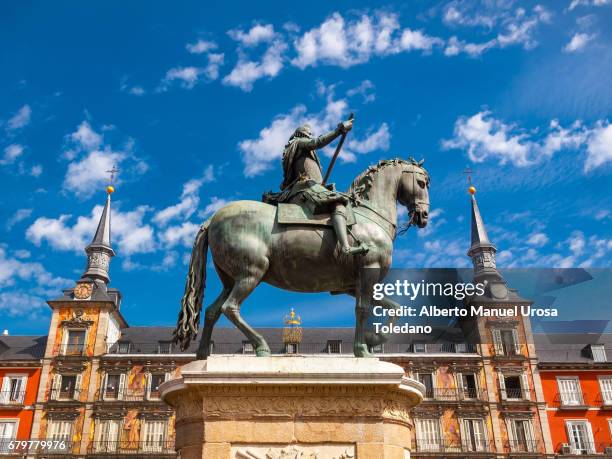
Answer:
[398,159,430,228]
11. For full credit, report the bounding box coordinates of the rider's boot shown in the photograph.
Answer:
[331,205,369,256]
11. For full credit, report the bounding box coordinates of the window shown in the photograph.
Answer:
[462,419,486,452]
[413,343,427,353]
[285,343,299,354]
[493,328,520,356]
[370,343,384,353]
[510,419,536,452]
[499,373,529,400]
[147,373,168,400]
[416,419,441,452]
[142,420,166,453]
[51,374,82,400]
[63,329,86,355]
[157,341,172,354]
[418,373,434,398]
[94,419,120,452]
[327,340,342,354]
[47,420,73,442]
[0,375,27,404]
[600,377,612,405]
[117,341,131,354]
[591,345,607,362]
[102,374,125,400]
[0,421,18,454]
[242,341,254,354]
[558,377,583,406]
[566,420,595,454]
[458,373,479,399]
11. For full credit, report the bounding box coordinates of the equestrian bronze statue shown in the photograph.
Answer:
[174,117,430,358]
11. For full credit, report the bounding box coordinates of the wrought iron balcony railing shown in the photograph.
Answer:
[58,343,87,356]
[490,343,527,358]
[415,438,492,453]
[502,388,531,400]
[421,387,487,401]
[557,392,588,407]
[506,439,542,453]
[0,390,26,404]
[87,440,175,455]
[97,388,164,402]
[49,388,82,401]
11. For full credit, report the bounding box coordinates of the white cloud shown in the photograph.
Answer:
[0,144,24,165]
[159,221,200,249]
[6,105,31,131]
[228,24,276,47]
[346,80,376,103]
[201,196,228,216]
[129,86,145,96]
[186,39,218,54]
[26,204,155,256]
[30,164,43,177]
[161,66,205,90]
[527,232,549,247]
[70,121,103,151]
[61,120,147,198]
[6,208,33,230]
[223,40,286,91]
[153,167,215,227]
[569,0,611,10]
[291,12,442,69]
[585,122,612,172]
[63,150,125,198]
[444,111,612,172]
[563,32,594,52]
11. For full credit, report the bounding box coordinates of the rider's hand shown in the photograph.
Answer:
[340,118,353,133]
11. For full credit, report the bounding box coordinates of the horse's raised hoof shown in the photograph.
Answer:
[256,346,271,357]
[354,344,373,358]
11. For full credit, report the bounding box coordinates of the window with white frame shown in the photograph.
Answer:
[326,340,342,354]
[591,345,607,362]
[62,329,86,355]
[0,420,18,453]
[492,328,520,356]
[146,373,169,400]
[566,420,595,454]
[102,373,125,400]
[509,419,536,452]
[558,377,583,406]
[498,372,530,400]
[457,372,479,399]
[50,373,82,401]
[416,418,441,452]
[599,377,612,405]
[94,419,120,452]
[0,375,27,404]
[47,419,73,442]
[417,373,434,399]
[142,420,166,452]
[461,418,487,452]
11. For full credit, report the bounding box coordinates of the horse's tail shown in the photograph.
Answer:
[174,219,211,350]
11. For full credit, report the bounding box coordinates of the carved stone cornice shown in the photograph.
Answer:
[45,408,80,420]
[485,319,520,328]
[52,360,89,373]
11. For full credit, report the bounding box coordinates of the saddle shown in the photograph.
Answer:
[276,202,356,227]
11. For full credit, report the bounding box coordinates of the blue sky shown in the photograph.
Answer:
[1,0,611,335]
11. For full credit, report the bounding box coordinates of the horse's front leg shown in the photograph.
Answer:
[354,266,381,358]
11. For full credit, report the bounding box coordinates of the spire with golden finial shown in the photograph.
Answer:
[80,167,118,285]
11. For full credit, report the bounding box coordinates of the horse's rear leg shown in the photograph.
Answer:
[197,287,231,359]
[223,277,270,357]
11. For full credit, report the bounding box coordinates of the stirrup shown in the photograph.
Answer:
[343,243,369,255]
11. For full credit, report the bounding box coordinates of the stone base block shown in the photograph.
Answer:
[161,355,424,459]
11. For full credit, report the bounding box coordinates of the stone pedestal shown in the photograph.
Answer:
[161,355,424,459]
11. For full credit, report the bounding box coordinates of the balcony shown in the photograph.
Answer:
[0,390,26,407]
[49,388,82,402]
[421,387,487,402]
[58,343,87,357]
[98,388,164,402]
[491,344,527,359]
[502,388,531,401]
[414,438,492,454]
[557,392,589,409]
[87,441,175,455]
[507,440,542,454]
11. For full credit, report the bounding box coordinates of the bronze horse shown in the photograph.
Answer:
[174,158,430,358]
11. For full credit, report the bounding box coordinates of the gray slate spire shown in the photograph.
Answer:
[81,193,115,284]
[467,193,500,280]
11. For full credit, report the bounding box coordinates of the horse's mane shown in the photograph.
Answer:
[348,157,428,199]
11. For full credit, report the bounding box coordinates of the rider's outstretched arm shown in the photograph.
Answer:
[298,125,343,150]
